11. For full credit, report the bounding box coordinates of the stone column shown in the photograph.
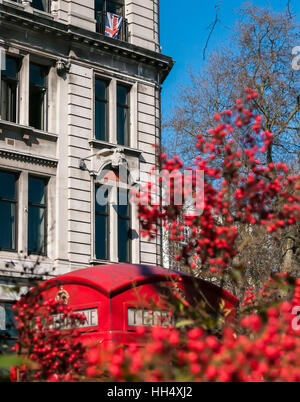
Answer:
[51,0,59,17]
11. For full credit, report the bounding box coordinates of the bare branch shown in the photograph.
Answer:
[202,0,222,60]
[286,0,292,19]
[273,104,300,138]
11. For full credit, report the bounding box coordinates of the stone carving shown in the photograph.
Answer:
[96,147,126,168]
[110,147,126,168]
[56,58,71,77]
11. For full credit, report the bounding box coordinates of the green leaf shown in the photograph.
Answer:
[0,354,33,370]
[175,319,194,328]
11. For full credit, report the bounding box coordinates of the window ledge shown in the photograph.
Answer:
[32,8,54,20]
[0,119,58,142]
[0,252,57,281]
[3,1,54,20]
[3,0,25,11]
[89,139,142,158]
[90,259,117,266]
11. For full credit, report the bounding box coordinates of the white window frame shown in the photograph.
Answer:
[93,74,137,149]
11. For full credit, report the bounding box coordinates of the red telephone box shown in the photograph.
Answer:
[29,264,238,346]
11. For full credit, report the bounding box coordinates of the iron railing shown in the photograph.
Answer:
[95,11,128,42]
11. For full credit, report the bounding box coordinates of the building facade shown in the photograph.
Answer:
[0,0,173,341]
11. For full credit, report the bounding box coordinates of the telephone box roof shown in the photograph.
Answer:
[40,264,238,305]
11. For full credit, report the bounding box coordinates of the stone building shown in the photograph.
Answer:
[0,0,173,342]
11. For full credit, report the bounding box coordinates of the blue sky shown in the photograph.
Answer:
[159,0,300,121]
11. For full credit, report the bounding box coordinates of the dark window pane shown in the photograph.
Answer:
[0,201,16,250]
[0,171,16,200]
[1,57,19,123]
[117,85,129,145]
[95,0,105,12]
[28,177,46,205]
[5,306,18,338]
[117,85,129,106]
[2,57,19,80]
[95,79,108,141]
[95,215,108,260]
[95,186,108,260]
[117,106,128,145]
[95,79,107,100]
[118,188,130,263]
[28,176,47,255]
[107,1,121,14]
[0,304,18,353]
[0,304,18,337]
[28,206,46,254]
[95,186,109,212]
[29,64,47,130]
[0,171,17,251]
[118,218,130,263]
[31,0,49,11]
[29,88,45,130]
[95,0,123,14]
[118,189,129,216]
[95,101,107,141]
[30,64,47,87]
[1,81,17,122]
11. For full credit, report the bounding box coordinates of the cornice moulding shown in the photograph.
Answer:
[0,149,58,168]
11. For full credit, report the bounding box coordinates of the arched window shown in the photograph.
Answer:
[94,164,132,263]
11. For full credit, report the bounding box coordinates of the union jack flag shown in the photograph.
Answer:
[105,12,123,39]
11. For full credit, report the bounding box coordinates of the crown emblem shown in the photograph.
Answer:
[55,287,70,305]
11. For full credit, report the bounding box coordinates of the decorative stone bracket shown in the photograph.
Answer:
[56,58,71,77]
[97,147,126,170]
[79,147,139,185]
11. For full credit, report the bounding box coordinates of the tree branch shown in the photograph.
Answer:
[203,0,222,60]
[286,0,293,19]
[273,104,300,138]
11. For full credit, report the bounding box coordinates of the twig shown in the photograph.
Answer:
[203,0,222,60]
[286,0,292,19]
